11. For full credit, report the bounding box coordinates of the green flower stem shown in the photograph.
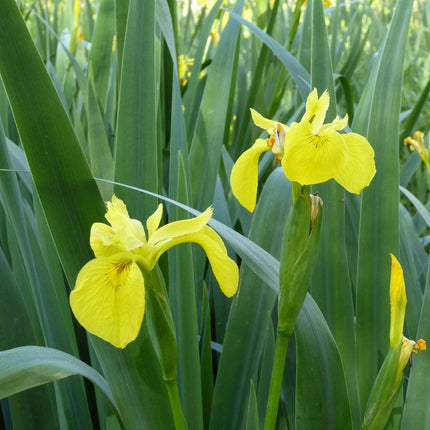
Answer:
[138,265,188,428]
[263,329,291,430]
[166,378,188,430]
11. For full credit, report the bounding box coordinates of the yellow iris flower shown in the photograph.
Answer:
[389,254,426,372]
[70,196,239,349]
[230,88,376,212]
[404,131,430,171]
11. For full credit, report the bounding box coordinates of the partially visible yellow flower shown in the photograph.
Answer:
[404,131,430,170]
[178,55,194,86]
[230,109,288,212]
[230,88,376,212]
[70,196,239,348]
[302,0,332,7]
[362,254,426,429]
[389,253,407,348]
[210,29,220,47]
[389,254,426,367]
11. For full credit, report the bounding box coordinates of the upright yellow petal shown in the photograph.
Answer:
[389,254,407,349]
[250,108,277,132]
[230,139,271,212]
[334,133,376,194]
[147,204,163,238]
[301,89,330,133]
[105,195,146,249]
[282,122,348,185]
[70,254,145,349]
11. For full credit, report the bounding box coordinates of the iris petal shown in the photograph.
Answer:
[70,255,145,349]
[282,122,348,185]
[302,89,330,132]
[146,224,238,297]
[105,195,147,248]
[189,227,239,298]
[250,108,277,131]
[147,204,163,238]
[334,133,376,194]
[91,223,125,257]
[230,139,271,212]
[389,254,407,349]
[148,206,213,248]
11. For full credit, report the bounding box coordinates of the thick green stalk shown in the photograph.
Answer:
[166,379,188,430]
[140,266,188,429]
[263,331,290,430]
[264,194,322,428]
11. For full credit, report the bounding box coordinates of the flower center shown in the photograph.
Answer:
[107,259,134,291]
[266,122,285,162]
[311,134,328,149]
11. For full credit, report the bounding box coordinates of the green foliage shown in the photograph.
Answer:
[0,0,429,429]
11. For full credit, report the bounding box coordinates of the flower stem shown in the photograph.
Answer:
[263,330,291,430]
[165,378,188,430]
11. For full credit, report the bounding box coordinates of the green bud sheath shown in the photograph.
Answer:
[140,266,178,382]
[361,342,403,430]
[278,193,323,336]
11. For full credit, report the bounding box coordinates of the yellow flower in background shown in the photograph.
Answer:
[404,131,430,170]
[178,54,194,86]
[389,254,426,371]
[230,109,288,212]
[70,196,239,348]
[362,254,426,429]
[230,88,376,212]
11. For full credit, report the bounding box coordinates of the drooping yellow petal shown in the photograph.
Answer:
[104,195,146,249]
[334,133,376,194]
[282,122,348,185]
[191,227,239,297]
[250,108,277,132]
[230,139,271,212]
[389,254,407,349]
[146,204,163,238]
[70,254,145,349]
[163,227,238,297]
[90,223,127,257]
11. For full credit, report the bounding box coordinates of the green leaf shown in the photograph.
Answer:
[189,0,244,209]
[401,261,430,429]
[0,346,120,422]
[245,381,260,430]
[227,10,311,101]
[88,0,115,110]
[114,0,158,219]
[295,296,352,430]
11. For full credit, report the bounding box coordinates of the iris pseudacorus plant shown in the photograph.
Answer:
[230,88,376,212]
[70,196,239,349]
[361,254,426,430]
